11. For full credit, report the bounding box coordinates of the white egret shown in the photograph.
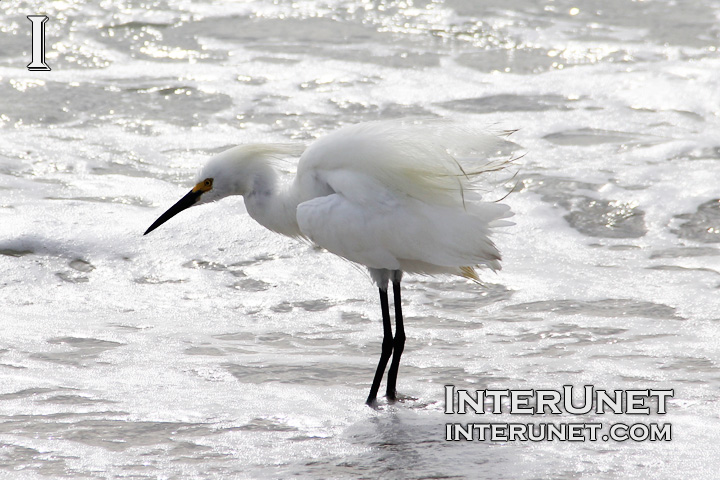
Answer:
[144,119,515,405]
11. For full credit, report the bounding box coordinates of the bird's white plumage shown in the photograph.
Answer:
[194,119,516,283]
[294,119,514,209]
[292,119,514,279]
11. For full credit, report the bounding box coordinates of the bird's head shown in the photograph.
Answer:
[143,144,299,235]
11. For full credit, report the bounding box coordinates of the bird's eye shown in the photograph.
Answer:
[192,178,214,193]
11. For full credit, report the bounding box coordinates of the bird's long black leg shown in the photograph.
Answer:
[366,287,394,405]
[385,279,406,400]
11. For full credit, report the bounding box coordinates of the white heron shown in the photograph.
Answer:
[144,119,515,405]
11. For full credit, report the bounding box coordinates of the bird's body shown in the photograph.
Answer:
[145,118,515,405]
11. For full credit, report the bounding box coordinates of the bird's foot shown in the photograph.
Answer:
[386,392,418,404]
[366,396,384,410]
[367,399,397,411]
[367,391,420,408]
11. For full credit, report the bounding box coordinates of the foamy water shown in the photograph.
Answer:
[1,0,719,478]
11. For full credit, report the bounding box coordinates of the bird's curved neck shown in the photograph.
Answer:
[243,166,302,238]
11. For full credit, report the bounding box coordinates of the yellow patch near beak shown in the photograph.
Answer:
[192,178,214,193]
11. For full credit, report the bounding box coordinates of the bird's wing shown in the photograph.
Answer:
[296,118,518,209]
[296,169,511,274]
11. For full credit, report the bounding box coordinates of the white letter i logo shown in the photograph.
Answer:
[27,15,51,71]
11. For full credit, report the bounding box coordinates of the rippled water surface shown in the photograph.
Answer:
[1,0,720,478]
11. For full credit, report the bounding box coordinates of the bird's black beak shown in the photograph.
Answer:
[144,189,203,235]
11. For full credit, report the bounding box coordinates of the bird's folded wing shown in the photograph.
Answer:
[296,170,509,274]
